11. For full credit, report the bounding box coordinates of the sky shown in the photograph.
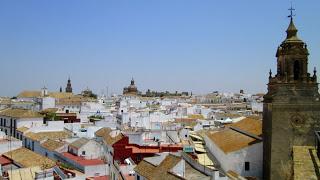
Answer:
[0,1,319,96]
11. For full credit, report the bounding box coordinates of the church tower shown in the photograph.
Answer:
[263,8,320,179]
[65,77,73,93]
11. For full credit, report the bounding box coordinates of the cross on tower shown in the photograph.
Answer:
[288,3,295,19]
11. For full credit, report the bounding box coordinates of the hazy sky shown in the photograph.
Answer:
[0,1,319,96]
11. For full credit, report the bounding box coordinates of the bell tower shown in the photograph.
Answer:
[65,77,73,93]
[263,7,320,180]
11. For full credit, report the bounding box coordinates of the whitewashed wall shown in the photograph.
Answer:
[204,135,263,179]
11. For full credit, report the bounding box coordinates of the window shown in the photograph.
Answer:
[82,151,86,155]
[185,134,188,138]
[294,60,300,80]
[245,162,250,171]
[137,175,140,180]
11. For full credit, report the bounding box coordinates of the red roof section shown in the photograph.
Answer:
[87,175,109,180]
[62,152,104,166]
[0,156,12,165]
[126,145,182,154]
[124,175,135,180]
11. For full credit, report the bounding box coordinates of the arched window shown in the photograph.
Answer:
[294,60,300,80]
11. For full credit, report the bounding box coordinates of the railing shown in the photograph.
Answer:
[35,169,54,179]
[315,131,320,159]
[53,166,68,179]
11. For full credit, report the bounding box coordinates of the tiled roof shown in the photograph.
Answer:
[95,128,123,146]
[69,138,89,149]
[47,92,73,99]
[41,108,59,114]
[0,156,12,165]
[3,148,55,168]
[16,126,29,133]
[17,91,73,99]
[206,118,262,153]
[62,152,104,166]
[41,139,66,151]
[0,108,43,118]
[87,175,109,180]
[134,154,183,180]
[8,166,42,180]
[226,117,262,136]
[25,131,72,142]
[56,96,95,106]
[17,91,41,98]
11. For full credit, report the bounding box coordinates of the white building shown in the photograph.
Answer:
[204,118,263,179]
[79,101,111,123]
[0,108,44,136]
[68,137,103,160]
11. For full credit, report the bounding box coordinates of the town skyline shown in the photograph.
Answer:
[1,1,319,96]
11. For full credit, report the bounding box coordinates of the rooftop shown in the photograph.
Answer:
[293,146,320,179]
[69,137,89,149]
[17,91,73,99]
[86,175,109,180]
[62,152,104,166]
[41,139,66,151]
[206,118,262,153]
[8,166,42,180]
[185,162,210,180]
[226,117,262,136]
[17,91,41,98]
[95,127,124,146]
[134,153,183,180]
[0,156,12,165]
[25,130,72,141]
[0,108,43,118]
[3,148,55,168]
[16,126,29,133]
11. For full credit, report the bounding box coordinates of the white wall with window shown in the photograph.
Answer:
[204,135,262,179]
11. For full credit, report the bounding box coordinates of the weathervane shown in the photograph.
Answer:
[288,2,295,20]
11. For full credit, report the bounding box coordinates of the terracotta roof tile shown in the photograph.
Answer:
[41,139,66,151]
[0,108,43,118]
[3,148,55,168]
[25,131,72,142]
[95,128,123,146]
[17,91,41,98]
[226,117,262,136]
[134,154,183,180]
[206,118,262,154]
[62,152,104,166]
[16,126,29,133]
[69,138,89,149]
[17,91,73,99]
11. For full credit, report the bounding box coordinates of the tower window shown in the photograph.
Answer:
[294,60,300,80]
[245,162,250,171]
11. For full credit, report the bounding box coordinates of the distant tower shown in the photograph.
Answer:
[65,77,73,93]
[123,78,138,95]
[41,86,48,97]
[263,7,320,179]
